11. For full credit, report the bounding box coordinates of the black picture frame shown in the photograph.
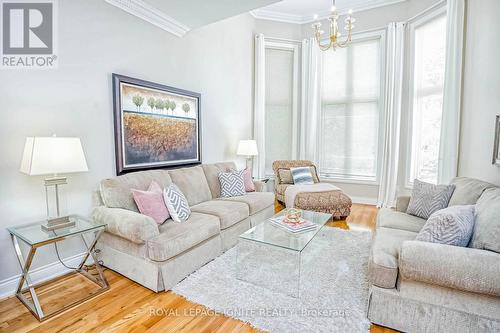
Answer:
[493,115,500,166]
[112,74,201,175]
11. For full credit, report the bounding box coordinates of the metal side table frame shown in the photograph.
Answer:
[8,215,108,321]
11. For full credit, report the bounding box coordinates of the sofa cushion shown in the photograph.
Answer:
[168,166,212,206]
[448,177,495,206]
[406,179,455,219]
[201,162,237,198]
[100,170,172,212]
[416,205,475,247]
[376,208,427,233]
[219,192,274,215]
[368,227,417,289]
[147,212,220,261]
[191,200,249,229]
[470,188,500,253]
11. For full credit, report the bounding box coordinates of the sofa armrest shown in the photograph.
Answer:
[92,206,160,244]
[399,240,500,296]
[395,196,410,212]
[253,180,267,192]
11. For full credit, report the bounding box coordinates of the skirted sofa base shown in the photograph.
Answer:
[368,285,500,333]
[98,232,222,292]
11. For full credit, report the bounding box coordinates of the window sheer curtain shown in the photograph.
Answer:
[438,0,465,184]
[377,22,406,208]
[253,33,266,179]
[299,38,322,162]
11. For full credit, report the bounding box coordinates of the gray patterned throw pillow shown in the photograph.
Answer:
[290,167,314,185]
[406,179,455,219]
[218,170,246,197]
[416,205,475,247]
[163,184,191,222]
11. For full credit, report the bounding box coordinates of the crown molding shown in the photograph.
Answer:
[250,9,306,24]
[105,0,190,37]
[251,0,407,25]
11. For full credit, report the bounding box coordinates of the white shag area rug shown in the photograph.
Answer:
[172,227,372,333]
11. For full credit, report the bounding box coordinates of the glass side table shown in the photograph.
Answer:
[7,215,108,321]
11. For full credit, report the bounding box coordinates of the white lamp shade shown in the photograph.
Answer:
[237,140,258,156]
[20,137,89,176]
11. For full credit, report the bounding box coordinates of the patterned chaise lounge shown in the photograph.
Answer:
[272,160,352,219]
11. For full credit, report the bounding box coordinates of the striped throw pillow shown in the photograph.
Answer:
[163,184,191,223]
[290,167,314,185]
[406,179,455,219]
[416,205,475,247]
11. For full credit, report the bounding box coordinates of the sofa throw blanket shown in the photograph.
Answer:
[284,183,341,208]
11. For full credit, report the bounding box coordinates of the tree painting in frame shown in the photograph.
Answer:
[112,74,201,174]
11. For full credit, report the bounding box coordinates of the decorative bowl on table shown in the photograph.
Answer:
[285,208,302,224]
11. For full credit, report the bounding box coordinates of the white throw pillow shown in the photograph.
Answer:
[218,170,246,197]
[163,184,191,222]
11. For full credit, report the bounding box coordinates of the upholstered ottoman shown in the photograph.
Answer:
[294,190,352,219]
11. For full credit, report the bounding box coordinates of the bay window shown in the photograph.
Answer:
[407,9,447,185]
[319,34,384,182]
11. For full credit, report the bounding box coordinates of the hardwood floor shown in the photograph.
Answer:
[0,204,396,333]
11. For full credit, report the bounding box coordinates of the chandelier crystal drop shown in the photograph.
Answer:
[312,0,355,51]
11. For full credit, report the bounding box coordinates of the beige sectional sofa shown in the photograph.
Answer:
[368,177,500,332]
[92,162,274,292]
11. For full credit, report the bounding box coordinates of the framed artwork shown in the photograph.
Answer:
[112,74,201,174]
[494,115,500,166]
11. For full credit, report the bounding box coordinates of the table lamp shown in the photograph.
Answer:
[20,136,89,231]
[237,140,258,170]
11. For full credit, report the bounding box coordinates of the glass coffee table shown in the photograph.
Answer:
[236,209,331,297]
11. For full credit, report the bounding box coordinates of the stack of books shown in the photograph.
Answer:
[268,216,318,233]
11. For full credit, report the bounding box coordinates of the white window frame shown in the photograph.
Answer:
[404,4,447,188]
[317,29,387,185]
[260,38,300,178]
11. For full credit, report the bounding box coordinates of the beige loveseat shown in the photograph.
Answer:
[367,177,500,332]
[92,162,274,292]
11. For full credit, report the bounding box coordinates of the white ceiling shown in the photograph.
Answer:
[251,0,407,24]
[105,0,406,37]
[145,0,279,29]
[105,0,280,37]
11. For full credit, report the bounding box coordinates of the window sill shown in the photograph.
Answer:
[320,175,379,186]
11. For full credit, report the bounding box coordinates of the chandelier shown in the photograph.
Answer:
[312,0,355,51]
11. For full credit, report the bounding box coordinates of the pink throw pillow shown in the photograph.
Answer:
[243,168,255,192]
[132,181,170,225]
[225,167,255,192]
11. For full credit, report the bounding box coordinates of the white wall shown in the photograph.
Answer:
[458,0,500,185]
[0,0,268,285]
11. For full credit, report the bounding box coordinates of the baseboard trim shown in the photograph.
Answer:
[350,196,378,205]
[0,252,86,300]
